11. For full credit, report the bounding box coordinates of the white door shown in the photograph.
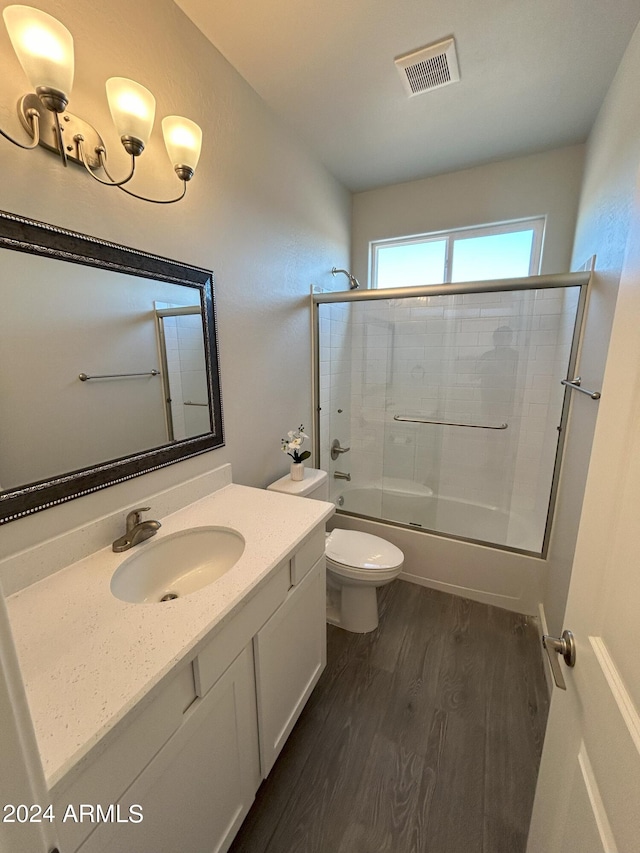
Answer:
[527,191,640,851]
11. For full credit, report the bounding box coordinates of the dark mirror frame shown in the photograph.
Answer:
[0,209,224,525]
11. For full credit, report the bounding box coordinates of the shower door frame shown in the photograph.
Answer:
[155,304,208,443]
[311,271,592,558]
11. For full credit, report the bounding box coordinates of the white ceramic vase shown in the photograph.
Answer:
[290,461,304,481]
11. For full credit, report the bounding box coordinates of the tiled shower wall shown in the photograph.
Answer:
[318,302,352,480]
[318,286,580,551]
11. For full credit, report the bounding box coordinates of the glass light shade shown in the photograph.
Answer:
[3,5,74,96]
[162,116,202,174]
[106,77,156,147]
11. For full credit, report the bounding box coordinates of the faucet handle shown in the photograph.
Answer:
[125,506,151,531]
[330,439,351,460]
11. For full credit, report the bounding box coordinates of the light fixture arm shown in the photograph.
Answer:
[116,179,188,205]
[75,136,135,187]
[0,107,40,149]
[97,150,186,201]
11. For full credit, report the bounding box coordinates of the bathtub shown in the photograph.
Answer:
[331,483,545,615]
[338,485,538,551]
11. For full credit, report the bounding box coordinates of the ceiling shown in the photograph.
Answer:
[174,0,640,192]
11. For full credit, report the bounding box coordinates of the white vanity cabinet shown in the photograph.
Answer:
[77,646,259,853]
[254,556,326,776]
[54,523,327,853]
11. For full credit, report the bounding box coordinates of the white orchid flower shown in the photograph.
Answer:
[281,425,311,460]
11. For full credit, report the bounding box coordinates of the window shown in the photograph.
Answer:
[371,217,545,289]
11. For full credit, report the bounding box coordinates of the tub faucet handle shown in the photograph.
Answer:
[331,439,351,460]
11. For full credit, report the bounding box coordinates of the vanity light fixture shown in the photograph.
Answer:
[1,5,202,203]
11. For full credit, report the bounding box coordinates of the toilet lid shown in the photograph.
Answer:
[326,529,404,571]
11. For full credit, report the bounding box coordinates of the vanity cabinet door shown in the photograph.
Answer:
[77,645,260,853]
[254,557,326,777]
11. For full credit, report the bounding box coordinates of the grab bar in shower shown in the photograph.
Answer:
[183,401,208,407]
[560,376,601,400]
[79,369,160,381]
[394,415,508,430]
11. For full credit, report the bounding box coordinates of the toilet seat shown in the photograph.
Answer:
[326,529,404,571]
[266,468,405,632]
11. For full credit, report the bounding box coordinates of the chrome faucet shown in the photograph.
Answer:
[112,506,161,552]
[333,471,351,481]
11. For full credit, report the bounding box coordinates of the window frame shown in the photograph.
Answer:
[370,216,546,289]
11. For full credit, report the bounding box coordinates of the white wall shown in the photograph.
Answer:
[351,145,585,285]
[0,0,349,566]
[543,20,640,637]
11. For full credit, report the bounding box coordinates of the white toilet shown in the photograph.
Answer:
[267,468,404,633]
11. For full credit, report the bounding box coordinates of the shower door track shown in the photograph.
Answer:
[312,271,589,304]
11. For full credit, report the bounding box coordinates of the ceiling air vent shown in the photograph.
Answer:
[395,37,460,97]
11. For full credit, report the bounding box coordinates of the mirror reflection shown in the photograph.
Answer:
[0,210,223,523]
[0,252,210,491]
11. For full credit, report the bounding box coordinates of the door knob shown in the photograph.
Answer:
[542,630,576,690]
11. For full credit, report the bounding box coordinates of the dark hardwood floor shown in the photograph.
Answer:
[229,579,549,853]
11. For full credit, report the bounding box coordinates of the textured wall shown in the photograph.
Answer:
[351,145,585,285]
[543,20,640,637]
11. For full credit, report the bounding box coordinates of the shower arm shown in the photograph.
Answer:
[331,267,360,290]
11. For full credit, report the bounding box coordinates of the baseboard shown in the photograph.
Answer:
[536,601,554,698]
[399,570,532,615]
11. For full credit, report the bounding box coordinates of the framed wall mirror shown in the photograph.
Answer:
[0,210,224,524]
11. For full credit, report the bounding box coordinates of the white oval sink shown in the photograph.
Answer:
[110,526,245,603]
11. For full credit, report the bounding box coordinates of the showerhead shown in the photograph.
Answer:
[332,267,360,289]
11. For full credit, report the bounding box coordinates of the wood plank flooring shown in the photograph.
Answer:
[229,579,549,853]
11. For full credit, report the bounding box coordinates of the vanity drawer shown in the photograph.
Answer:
[290,526,325,585]
[51,663,196,853]
[193,558,290,698]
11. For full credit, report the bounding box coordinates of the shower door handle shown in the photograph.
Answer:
[331,439,351,460]
[542,630,576,690]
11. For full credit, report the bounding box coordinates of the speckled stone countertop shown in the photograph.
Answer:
[6,484,334,790]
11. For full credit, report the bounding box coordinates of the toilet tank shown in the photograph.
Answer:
[267,467,329,500]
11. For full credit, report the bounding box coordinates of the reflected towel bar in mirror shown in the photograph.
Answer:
[394,415,508,430]
[79,369,160,381]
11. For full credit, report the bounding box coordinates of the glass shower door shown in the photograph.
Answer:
[315,277,585,556]
[378,287,581,551]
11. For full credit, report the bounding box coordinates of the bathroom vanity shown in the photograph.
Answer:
[5,479,334,853]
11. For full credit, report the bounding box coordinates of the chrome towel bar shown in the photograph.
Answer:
[394,415,508,430]
[79,369,160,381]
[560,376,601,400]
[183,401,208,407]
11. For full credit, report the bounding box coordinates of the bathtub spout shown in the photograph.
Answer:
[334,471,351,481]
